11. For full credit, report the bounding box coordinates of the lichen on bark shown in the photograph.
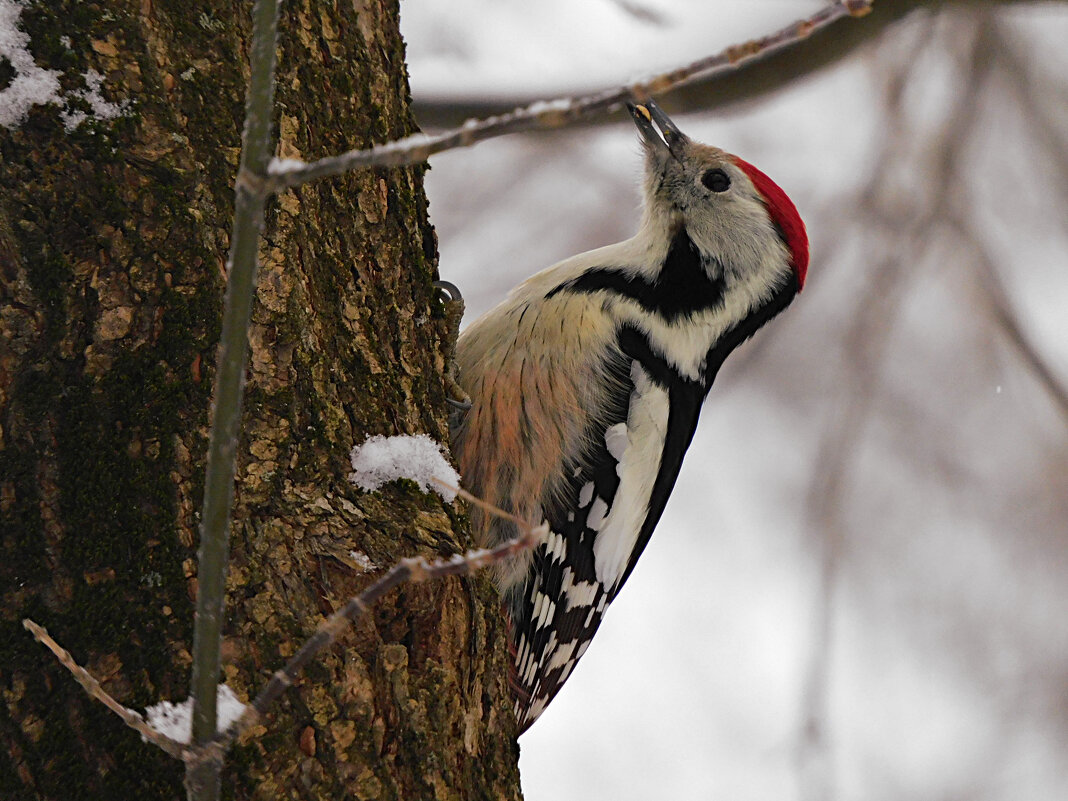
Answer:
[0,1,521,798]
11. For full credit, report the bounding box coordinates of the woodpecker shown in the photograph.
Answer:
[448,100,809,733]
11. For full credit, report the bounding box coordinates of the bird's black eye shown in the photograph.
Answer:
[701,168,730,193]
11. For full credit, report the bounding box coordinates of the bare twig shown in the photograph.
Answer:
[265,0,873,191]
[21,620,192,761]
[981,272,1068,425]
[211,486,545,751]
[798,15,996,799]
[26,490,544,766]
[799,257,909,801]
[950,216,1068,426]
[935,19,1068,426]
[606,0,671,27]
[412,0,1058,128]
[988,20,1068,247]
[187,0,282,797]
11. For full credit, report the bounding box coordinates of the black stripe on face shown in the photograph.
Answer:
[611,278,797,589]
[617,324,695,391]
[616,272,797,396]
[546,228,725,322]
[701,276,798,390]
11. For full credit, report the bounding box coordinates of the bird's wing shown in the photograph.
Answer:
[509,331,706,732]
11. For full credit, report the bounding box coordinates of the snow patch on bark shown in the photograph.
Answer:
[0,1,128,130]
[350,434,460,502]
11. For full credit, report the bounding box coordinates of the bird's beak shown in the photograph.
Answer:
[626,100,688,161]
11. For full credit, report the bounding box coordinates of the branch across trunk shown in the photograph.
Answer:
[0,1,520,798]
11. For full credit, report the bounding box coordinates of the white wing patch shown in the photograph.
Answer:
[592,361,671,590]
[544,530,567,562]
[577,481,595,508]
[586,496,609,530]
[565,577,601,609]
[531,591,556,630]
[546,638,579,671]
[604,422,629,467]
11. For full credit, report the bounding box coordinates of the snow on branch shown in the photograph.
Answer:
[22,486,546,764]
[350,433,460,501]
[145,685,248,745]
[265,0,873,190]
[21,620,193,761]
[210,489,546,753]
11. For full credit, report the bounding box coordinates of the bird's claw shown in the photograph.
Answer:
[433,280,463,303]
[435,279,471,414]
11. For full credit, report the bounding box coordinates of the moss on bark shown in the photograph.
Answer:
[0,1,521,798]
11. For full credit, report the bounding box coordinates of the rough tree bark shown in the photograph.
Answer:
[0,1,521,799]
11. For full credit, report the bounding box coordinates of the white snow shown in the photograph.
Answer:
[347,550,376,571]
[60,68,127,132]
[349,433,460,502]
[526,97,574,116]
[0,1,127,131]
[0,0,61,129]
[267,157,307,175]
[144,684,247,743]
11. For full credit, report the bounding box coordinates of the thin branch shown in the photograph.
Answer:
[21,620,192,761]
[411,0,1057,128]
[605,0,671,27]
[939,19,1068,426]
[187,0,281,797]
[989,19,1068,242]
[798,15,996,799]
[265,0,873,191]
[981,274,1068,425]
[26,490,544,769]
[950,216,1068,426]
[210,486,546,752]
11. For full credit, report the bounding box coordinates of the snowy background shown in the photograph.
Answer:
[401,2,1068,800]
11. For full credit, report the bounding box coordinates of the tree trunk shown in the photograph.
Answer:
[0,1,521,798]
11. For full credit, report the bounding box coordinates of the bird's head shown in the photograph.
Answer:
[627,100,808,293]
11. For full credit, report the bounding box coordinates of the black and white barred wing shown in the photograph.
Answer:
[510,351,705,732]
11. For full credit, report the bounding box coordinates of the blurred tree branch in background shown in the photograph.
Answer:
[266,1,871,189]
[799,13,998,798]
[428,2,1067,797]
[412,0,1066,129]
